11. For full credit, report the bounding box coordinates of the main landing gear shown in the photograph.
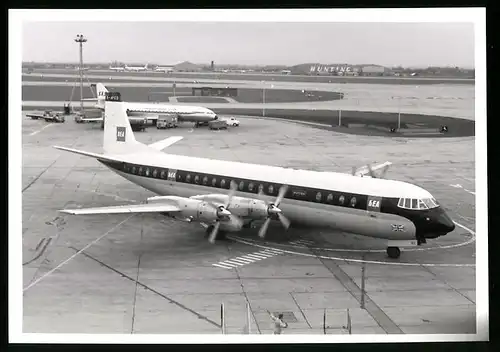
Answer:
[205,225,227,241]
[386,246,401,259]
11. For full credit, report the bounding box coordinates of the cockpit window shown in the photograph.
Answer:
[398,197,439,210]
[411,199,418,209]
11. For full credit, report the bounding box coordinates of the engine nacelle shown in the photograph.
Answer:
[147,196,220,223]
[192,194,269,219]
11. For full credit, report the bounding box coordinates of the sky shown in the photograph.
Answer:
[22,21,475,68]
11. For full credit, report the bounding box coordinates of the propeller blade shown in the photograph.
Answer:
[225,180,238,208]
[208,222,221,244]
[258,218,271,238]
[277,213,291,230]
[228,214,244,228]
[274,184,288,207]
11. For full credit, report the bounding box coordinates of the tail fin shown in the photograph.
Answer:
[96,83,108,109]
[103,92,144,154]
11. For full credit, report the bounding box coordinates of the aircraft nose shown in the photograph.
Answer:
[438,211,455,233]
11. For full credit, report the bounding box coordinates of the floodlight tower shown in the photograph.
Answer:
[74,34,87,112]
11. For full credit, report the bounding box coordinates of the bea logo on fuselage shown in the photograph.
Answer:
[368,199,380,208]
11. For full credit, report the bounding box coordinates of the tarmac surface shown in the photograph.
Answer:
[22,114,476,335]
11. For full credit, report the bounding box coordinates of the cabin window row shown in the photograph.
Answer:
[123,163,362,209]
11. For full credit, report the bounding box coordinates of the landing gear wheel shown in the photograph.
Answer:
[386,246,401,259]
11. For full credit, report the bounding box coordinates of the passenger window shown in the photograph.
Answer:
[186,174,192,183]
[316,192,322,202]
[404,198,411,208]
[258,184,264,194]
[339,195,345,205]
[221,179,226,188]
[239,181,245,190]
[203,176,208,185]
[152,169,158,178]
[194,175,200,184]
[350,197,357,207]
[411,199,418,209]
[145,168,150,177]
[268,185,274,194]
[327,194,334,203]
[248,183,255,192]
[212,178,217,187]
[160,170,166,179]
[138,167,143,175]
[132,166,136,174]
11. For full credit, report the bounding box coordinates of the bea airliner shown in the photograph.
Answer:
[82,83,219,127]
[55,92,455,259]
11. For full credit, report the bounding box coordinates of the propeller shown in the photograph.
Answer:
[257,184,291,238]
[208,181,239,244]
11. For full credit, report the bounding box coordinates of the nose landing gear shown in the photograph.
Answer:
[386,246,401,259]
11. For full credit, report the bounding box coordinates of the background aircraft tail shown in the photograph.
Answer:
[96,83,108,109]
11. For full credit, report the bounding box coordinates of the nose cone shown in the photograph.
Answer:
[438,210,456,233]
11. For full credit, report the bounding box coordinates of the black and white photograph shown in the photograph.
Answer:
[9,8,487,344]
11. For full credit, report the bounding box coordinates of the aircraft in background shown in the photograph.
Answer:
[80,83,218,127]
[154,66,174,73]
[109,65,125,72]
[54,91,456,259]
[125,64,148,72]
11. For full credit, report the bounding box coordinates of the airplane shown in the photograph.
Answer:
[109,65,125,72]
[125,64,148,72]
[154,66,174,73]
[54,91,456,259]
[80,83,218,127]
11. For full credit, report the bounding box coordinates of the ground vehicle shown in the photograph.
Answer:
[208,120,227,130]
[157,115,178,129]
[225,117,240,126]
[74,109,103,123]
[27,110,65,123]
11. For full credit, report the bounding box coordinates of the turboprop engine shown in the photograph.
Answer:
[146,195,230,223]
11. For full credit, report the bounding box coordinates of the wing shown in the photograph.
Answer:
[59,203,181,215]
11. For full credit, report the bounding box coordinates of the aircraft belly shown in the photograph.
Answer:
[110,171,416,240]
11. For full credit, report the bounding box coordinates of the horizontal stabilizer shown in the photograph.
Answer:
[79,118,103,122]
[352,161,392,177]
[59,203,181,215]
[148,136,183,151]
[53,146,108,160]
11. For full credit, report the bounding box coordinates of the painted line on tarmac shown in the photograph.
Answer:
[228,221,475,267]
[29,124,53,136]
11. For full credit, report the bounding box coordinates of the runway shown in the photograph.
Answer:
[21,114,476,335]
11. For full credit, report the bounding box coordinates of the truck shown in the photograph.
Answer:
[156,115,178,129]
[27,110,65,123]
[208,119,228,130]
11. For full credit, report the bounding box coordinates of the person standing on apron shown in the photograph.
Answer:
[268,311,288,334]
